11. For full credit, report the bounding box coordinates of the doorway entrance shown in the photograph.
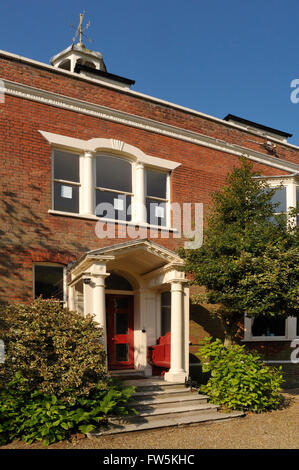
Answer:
[106,294,134,370]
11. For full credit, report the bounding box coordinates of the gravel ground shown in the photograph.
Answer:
[2,389,299,450]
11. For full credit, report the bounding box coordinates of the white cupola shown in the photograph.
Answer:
[50,13,135,89]
[50,43,106,73]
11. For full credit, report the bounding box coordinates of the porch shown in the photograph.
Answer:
[66,239,189,383]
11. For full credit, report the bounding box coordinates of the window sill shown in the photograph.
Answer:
[48,210,178,232]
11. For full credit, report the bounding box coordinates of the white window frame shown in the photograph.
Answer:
[52,148,81,213]
[95,153,134,222]
[244,174,299,342]
[33,262,66,306]
[145,168,170,228]
[48,139,178,231]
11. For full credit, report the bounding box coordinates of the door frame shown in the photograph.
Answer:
[106,293,134,370]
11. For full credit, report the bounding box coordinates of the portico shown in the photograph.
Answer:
[67,239,189,383]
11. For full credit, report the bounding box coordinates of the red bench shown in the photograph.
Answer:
[149,332,171,374]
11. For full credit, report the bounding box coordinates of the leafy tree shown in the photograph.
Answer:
[181,158,299,345]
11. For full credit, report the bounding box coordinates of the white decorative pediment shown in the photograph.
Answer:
[39,130,181,171]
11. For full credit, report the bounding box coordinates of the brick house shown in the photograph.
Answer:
[0,40,298,385]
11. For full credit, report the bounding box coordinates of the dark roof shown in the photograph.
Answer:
[223,114,293,139]
[74,63,135,86]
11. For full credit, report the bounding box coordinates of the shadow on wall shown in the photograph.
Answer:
[188,301,225,384]
[0,189,89,305]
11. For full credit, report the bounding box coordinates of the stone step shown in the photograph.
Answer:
[124,379,188,393]
[133,387,192,398]
[111,402,219,422]
[87,378,245,439]
[132,393,209,408]
[88,409,245,437]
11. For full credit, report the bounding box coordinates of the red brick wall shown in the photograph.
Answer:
[0,54,297,305]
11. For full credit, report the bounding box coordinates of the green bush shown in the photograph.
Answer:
[197,338,284,412]
[0,373,136,446]
[0,298,108,399]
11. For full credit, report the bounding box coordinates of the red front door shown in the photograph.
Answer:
[106,294,134,370]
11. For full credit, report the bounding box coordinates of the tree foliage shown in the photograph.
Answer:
[181,158,299,343]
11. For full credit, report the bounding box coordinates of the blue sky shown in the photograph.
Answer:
[2,0,299,145]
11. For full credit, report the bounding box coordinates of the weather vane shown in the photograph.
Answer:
[70,11,93,47]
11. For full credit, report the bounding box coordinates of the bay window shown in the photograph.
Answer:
[244,175,299,342]
[266,186,287,214]
[49,140,177,229]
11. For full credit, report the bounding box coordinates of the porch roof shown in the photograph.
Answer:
[67,239,185,281]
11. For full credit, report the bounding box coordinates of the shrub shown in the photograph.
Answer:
[0,298,108,399]
[0,373,136,446]
[197,337,284,412]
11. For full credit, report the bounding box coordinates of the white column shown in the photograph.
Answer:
[82,151,94,216]
[135,162,147,224]
[70,54,77,73]
[83,279,93,317]
[92,274,109,348]
[68,285,75,311]
[287,180,297,228]
[164,281,187,383]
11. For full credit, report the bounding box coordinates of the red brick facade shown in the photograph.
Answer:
[0,50,298,370]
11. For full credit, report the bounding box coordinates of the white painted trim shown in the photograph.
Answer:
[47,138,175,229]
[40,131,180,171]
[0,78,297,173]
[47,209,178,232]
[244,315,298,342]
[1,48,299,153]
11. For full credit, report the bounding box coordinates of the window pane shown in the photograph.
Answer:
[54,182,79,213]
[96,155,132,192]
[252,317,286,337]
[115,297,130,309]
[146,171,167,199]
[115,313,129,335]
[115,343,129,362]
[161,292,171,336]
[146,199,166,226]
[96,190,131,221]
[34,265,64,301]
[265,187,287,213]
[53,150,80,182]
